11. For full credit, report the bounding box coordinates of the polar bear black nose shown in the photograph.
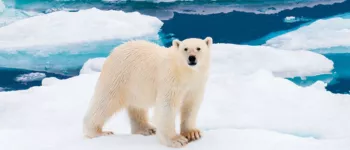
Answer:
[188,55,197,66]
[189,56,196,62]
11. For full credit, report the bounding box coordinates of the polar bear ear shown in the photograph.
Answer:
[172,39,181,49]
[204,37,213,47]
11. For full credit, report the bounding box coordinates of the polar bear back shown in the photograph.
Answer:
[95,40,172,108]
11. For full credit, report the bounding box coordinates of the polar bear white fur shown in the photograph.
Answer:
[83,37,213,148]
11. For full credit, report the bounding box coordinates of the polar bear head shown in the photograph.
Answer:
[172,37,213,69]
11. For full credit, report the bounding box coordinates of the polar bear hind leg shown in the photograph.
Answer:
[83,94,125,138]
[127,107,156,136]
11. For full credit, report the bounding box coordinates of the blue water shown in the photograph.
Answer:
[0,67,71,91]
[324,54,350,93]
[288,53,350,94]
[1,0,350,94]
[161,0,350,44]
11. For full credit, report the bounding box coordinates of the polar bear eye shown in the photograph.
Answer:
[184,48,188,51]
[197,47,201,51]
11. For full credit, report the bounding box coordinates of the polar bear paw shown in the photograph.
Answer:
[181,129,202,142]
[167,135,189,148]
[134,126,156,136]
[85,131,114,138]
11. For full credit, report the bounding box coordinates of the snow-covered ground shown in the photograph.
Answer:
[210,44,333,78]
[0,8,163,50]
[0,7,164,73]
[1,43,349,150]
[265,15,350,50]
[80,57,106,74]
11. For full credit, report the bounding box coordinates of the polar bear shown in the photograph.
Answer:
[83,37,213,148]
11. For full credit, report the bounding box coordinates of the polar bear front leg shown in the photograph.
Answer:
[180,89,205,142]
[127,107,156,136]
[155,92,188,148]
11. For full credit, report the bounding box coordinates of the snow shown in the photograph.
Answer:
[211,44,333,77]
[202,69,350,138]
[265,16,350,50]
[0,7,163,73]
[0,8,163,49]
[309,81,328,90]
[80,57,106,74]
[41,77,60,86]
[15,72,46,82]
[1,43,348,149]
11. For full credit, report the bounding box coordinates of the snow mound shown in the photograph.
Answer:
[200,69,350,139]
[42,77,60,86]
[15,72,46,82]
[310,80,328,90]
[211,44,333,77]
[265,17,350,50]
[0,8,163,49]
[80,57,106,74]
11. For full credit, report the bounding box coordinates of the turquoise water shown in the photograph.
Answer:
[324,53,350,93]
[0,37,165,74]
